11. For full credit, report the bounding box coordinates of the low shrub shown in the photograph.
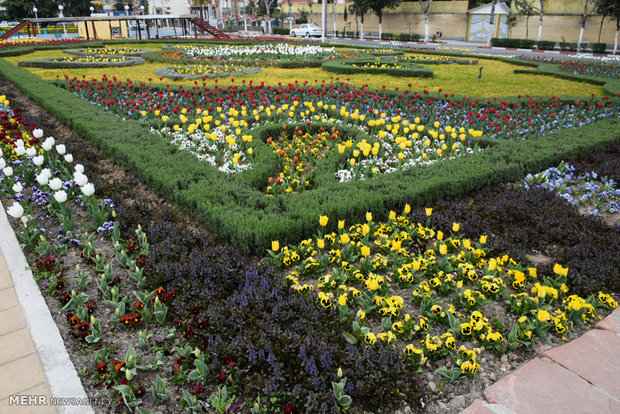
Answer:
[381,32,394,40]
[273,27,290,35]
[536,40,556,50]
[592,42,607,53]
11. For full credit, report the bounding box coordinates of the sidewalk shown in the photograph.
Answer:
[0,201,93,414]
[461,308,620,413]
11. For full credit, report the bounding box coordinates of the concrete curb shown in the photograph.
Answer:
[0,200,94,414]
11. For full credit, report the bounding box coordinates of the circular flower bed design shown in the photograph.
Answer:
[63,47,151,57]
[19,55,145,68]
[153,64,261,80]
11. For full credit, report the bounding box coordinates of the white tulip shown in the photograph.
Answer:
[54,190,68,203]
[32,155,44,166]
[48,177,63,191]
[6,202,24,219]
[64,154,73,163]
[14,145,26,156]
[0,148,3,157]
[36,168,51,186]
[42,137,55,151]
[73,172,88,187]
[74,164,84,173]
[3,166,13,177]
[0,158,5,169]
[81,182,95,197]
[55,144,66,155]
[15,139,24,147]
[26,147,37,157]
[12,182,23,193]
[33,129,44,139]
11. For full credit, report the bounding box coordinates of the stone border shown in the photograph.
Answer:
[0,201,93,414]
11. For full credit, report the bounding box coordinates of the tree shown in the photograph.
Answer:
[417,0,432,42]
[594,0,614,42]
[486,0,498,46]
[368,0,401,40]
[537,0,545,41]
[4,0,58,19]
[577,0,592,52]
[514,0,536,39]
[349,0,370,39]
[307,0,314,22]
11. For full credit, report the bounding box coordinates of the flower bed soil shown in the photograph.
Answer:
[1,77,618,413]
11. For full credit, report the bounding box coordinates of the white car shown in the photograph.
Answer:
[290,23,322,38]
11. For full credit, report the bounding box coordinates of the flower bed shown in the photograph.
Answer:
[265,210,617,384]
[523,161,620,222]
[153,64,261,80]
[322,59,435,77]
[18,55,145,68]
[63,47,152,57]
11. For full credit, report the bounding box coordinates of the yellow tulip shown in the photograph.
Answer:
[271,240,279,252]
[425,208,433,216]
[319,215,328,227]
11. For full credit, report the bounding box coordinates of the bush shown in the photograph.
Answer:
[273,27,290,35]
[591,42,607,53]
[536,40,556,50]
[519,39,537,49]
[560,40,577,51]
[381,32,394,40]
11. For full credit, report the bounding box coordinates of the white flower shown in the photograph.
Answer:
[48,177,63,191]
[36,168,51,186]
[73,172,88,187]
[74,164,84,173]
[33,129,44,139]
[32,155,44,166]
[64,154,73,163]
[2,166,13,177]
[81,182,95,197]
[0,158,5,169]
[6,202,24,219]
[12,182,23,193]
[42,137,55,151]
[54,190,68,203]
[26,147,37,157]
[15,139,24,147]
[0,148,3,157]
[14,145,26,156]
[55,144,66,155]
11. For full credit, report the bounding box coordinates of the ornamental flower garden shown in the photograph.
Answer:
[0,39,619,413]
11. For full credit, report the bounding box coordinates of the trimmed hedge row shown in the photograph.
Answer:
[18,56,145,68]
[3,56,618,254]
[322,59,434,77]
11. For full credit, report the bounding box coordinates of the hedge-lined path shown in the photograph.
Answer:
[0,200,93,414]
[461,308,620,414]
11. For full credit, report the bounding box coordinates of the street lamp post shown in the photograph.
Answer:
[32,7,41,36]
[58,4,67,39]
[89,6,95,15]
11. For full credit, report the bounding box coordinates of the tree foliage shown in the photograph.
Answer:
[367,0,401,23]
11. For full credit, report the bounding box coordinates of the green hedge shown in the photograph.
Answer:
[2,55,618,254]
[153,65,261,80]
[322,59,433,77]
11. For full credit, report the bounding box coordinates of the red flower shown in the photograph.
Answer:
[96,361,108,375]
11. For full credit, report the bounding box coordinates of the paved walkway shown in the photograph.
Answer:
[0,201,93,414]
[461,308,620,414]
